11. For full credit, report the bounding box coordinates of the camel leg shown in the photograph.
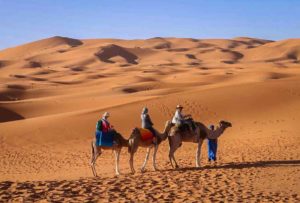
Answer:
[168,137,174,168]
[90,142,95,164]
[141,147,151,172]
[90,143,97,177]
[91,152,101,177]
[171,148,179,169]
[91,145,101,177]
[129,139,138,174]
[169,145,179,169]
[129,151,136,174]
[168,137,176,169]
[169,152,175,169]
[196,139,204,167]
[152,144,159,171]
[168,135,180,169]
[90,141,99,165]
[114,147,121,175]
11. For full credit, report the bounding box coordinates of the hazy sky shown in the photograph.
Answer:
[1,0,300,50]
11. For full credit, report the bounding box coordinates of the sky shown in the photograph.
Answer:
[1,0,300,50]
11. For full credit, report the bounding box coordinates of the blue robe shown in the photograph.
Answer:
[207,139,218,161]
[95,130,114,147]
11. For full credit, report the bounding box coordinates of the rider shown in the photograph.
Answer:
[171,105,194,132]
[95,112,113,146]
[141,107,157,143]
[96,112,112,132]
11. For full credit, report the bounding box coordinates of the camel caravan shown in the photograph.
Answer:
[90,105,232,176]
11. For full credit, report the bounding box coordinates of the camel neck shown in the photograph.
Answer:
[161,122,172,140]
[216,126,226,135]
[208,125,226,139]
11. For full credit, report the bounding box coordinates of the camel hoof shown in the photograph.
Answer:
[175,165,179,169]
[140,168,146,173]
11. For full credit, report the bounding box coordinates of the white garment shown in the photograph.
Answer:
[172,109,184,124]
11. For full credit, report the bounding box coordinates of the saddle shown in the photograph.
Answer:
[175,118,196,133]
[138,128,154,141]
[173,119,199,142]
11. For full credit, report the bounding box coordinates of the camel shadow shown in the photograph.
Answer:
[162,160,300,172]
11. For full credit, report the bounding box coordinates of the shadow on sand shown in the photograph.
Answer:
[162,160,300,172]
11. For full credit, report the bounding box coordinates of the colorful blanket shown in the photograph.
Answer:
[95,131,114,147]
[139,128,154,141]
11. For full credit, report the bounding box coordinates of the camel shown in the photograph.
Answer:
[168,120,232,168]
[90,130,128,176]
[128,121,172,174]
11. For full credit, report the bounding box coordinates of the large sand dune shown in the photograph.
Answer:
[0,37,300,202]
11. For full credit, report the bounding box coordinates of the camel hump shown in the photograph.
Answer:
[128,127,141,140]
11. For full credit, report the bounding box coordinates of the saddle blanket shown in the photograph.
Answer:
[95,131,114,147]
[139,128,154,141]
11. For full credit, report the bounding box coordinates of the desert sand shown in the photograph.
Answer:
[0,36,300,202]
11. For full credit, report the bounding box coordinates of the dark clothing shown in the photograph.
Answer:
[96,120,102,131]
[141,113,156,137]
[146,126,156,137]
[207,139,218,161]
[141,113,153,129]
[96,119,111,132]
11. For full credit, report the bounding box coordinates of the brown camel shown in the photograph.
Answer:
[90,130,128,176]
[128,121,172,174]
[168,120,232,168]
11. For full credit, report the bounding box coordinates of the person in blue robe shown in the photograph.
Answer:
[207,125,218,162]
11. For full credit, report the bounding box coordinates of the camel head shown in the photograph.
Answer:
[219,120,232,128]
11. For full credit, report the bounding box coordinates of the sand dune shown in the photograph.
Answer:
[0,36,300,202]
[95,44,138,64]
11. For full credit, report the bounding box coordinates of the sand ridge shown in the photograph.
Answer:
[0,36,300,202]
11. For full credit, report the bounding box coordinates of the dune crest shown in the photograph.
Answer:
[95,44,138,64]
